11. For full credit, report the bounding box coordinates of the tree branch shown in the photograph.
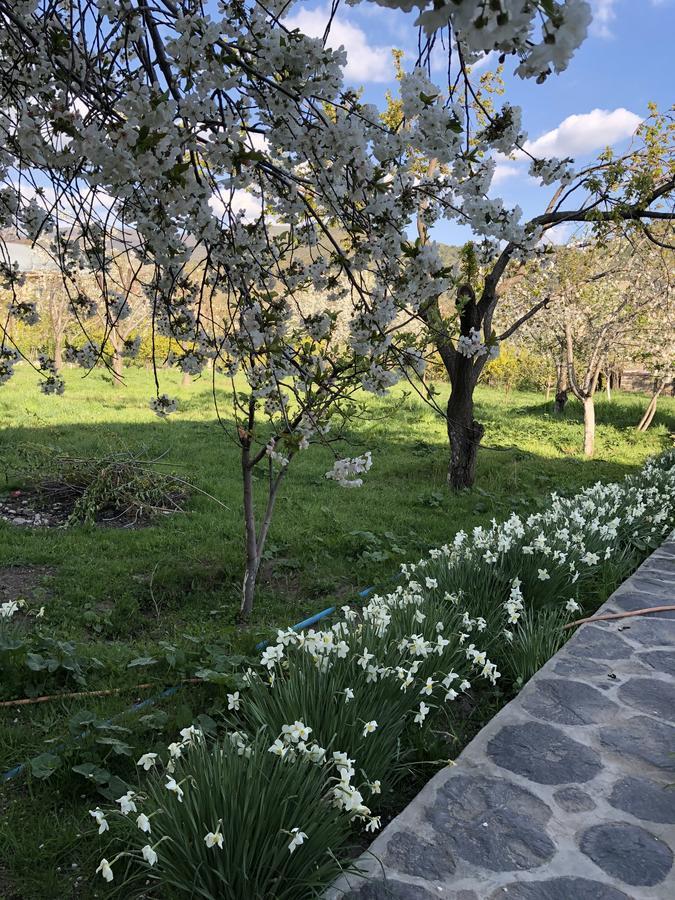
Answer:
[497,296,550,342]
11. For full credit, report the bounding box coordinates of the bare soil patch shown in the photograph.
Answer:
[0,564,55,612]
[0,486,180,529]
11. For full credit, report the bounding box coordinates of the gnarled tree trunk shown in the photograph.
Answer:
[443,283,486,491]
[446,384,484,491]
[553,355,568,414]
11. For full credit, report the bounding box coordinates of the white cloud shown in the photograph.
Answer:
[430,47,497,76]
[541,222,577,245]
[209,190,262,223]
[523,108,642,159]
[590,0,618,38]
[467,51,498,73]
[284,6,394,84]
[492,162,522,184]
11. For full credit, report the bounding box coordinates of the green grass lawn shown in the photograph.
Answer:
[0,365,673,898]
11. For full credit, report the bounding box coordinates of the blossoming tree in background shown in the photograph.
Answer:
[1,0,660,613]
[503,234,672,456]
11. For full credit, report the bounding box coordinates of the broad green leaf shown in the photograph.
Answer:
[30,752,62,779]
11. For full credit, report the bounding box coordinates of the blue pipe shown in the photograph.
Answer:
[255,585,375,651]
[3,584,378,783]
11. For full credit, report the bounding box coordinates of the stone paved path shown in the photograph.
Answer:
[328,537,675,900]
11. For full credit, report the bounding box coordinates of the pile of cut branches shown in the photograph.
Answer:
[0,444,190,526]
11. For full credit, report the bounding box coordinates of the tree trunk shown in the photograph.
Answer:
[554,358,568,414]
[240,557,259,622]
[554,389,568,414]
[239,451,285,621]
[112,350,124,387]
[605,372,611,402]
[240,459,259,621]
[53,332,63,374]
[582,396,596,457]
[446,380,484,491]
[637,382,664,432]
[545,373,552,402]
[181,371,191,388]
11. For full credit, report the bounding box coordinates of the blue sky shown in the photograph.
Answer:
[286,0,675,245]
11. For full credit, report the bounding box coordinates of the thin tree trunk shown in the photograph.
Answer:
[240,458,259,621]
[53,331,63,373]
[239,451,286,620]
[545,373,552,402]
[583,396,596,457]
[637,382,664,432]
[112,350,124,386]
[605,371,611,401]
[181,371,191,388]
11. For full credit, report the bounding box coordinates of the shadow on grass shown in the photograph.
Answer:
[0,413,665,639]
[505,391,675,432]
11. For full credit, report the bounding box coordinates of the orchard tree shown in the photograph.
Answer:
[92,254,150,388]
[35,272,71,371]
[0,0,628,613]
[508,237,668,456]
[631,256,675,432]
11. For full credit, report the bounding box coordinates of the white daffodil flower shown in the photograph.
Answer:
[204,824,224,849]
[142,844,158,866]
[227,691,240,711]
[89,808,109,835]
[287,828,307,853]
[136,752,158,771]
[136,813,151,834]
[165,777,184,802]
[414,702,430,726]
[179,725,201,744]
[116,791,137,815]
[268,739,287,758]
[96,858,113,882]
[420,677,434,696]
[362,720,378,737]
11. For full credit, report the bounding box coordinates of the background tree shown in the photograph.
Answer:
[508,236,668,456]
[631,255,675,432]
[38,273,71,372]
